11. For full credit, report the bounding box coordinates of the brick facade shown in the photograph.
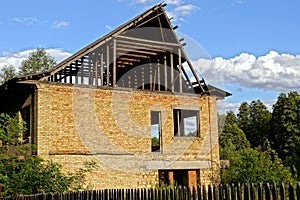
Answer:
[33,82,220,189]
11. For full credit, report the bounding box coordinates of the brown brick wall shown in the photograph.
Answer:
[34,82,220,188]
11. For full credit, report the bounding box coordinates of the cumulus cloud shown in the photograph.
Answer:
[193,51,300,93]
[13,17,41,24]
[52,21,70,29]
[131,0,198,22]
[0,48,71,71]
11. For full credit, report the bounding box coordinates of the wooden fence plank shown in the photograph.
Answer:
[244,183,249,200]
[231,184,236,200]
[289,183,295,200]
[266,183,271,200]
[297,183,300,200]
[250,183,256,200]
[258,183,263,200]
[213,185,218,200]
[237,183,242,200]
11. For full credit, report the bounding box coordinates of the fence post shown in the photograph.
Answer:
[213,185,218,200]
[250,183,256,200]
[272,182,278,200]
[198,185,202,200]
[297,183,300,200]
[265,183,271,200]
[219,184,223,200]
[225,184,230,200]
[258,183,263,200]
[237,183,242,200]
[280,183,286,200]
[208,185,213,200]
[231,183,236,200]
[244,183,249,200]
[289,183,295,200]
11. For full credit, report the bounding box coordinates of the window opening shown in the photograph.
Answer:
[151,111,161,152]
[174,109,199,137]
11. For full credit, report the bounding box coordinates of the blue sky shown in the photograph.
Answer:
[0,0,299,113]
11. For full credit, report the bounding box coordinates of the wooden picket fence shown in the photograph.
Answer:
[3,182,300,200]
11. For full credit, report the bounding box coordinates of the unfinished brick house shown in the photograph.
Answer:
[0,3,230,189]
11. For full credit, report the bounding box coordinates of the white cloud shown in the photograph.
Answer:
[172,4,199,16]
[217,98,276,114]
[52,21,70,29]
[193,51,300,93]
[13,17,41,24]
[165,0,181,6]
[0,48,71,71]
[131,0,198,22]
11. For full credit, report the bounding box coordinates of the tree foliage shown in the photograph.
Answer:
[219,95,298,183]
[0,113,97,198]
[0,65,16,84]
[237,100,271,150]
[19,48,56,75]
[219,111,250,160]
[271,91,300,176]
[221,147,295,184]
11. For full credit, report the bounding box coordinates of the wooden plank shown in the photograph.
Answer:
[170,52,174,92]
[164,55,167,91]
[100,52,104,86]
[81,57,84,84]
[95,60,98,86]
[150,63,152,91]
[106,45,110,86]
[113,39,117,87]
[116,35,180,47]
[157,60,160,91]
[117,39,173,51]
[178,48,182,93]
[75,61,78,84]
[118,57,140,62]
[142,66,144,90]
[117,43,167,53]
[117,52,149,59]
[117,47,158,55]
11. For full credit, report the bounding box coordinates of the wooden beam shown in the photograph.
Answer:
[100,51,104,86]
[81,57,84,84]
[117,39,173,51]
[170,52,174,92]
[118,57,140,62]
[116,35,180,47]
[106,45,110,86]
[142,65,145,90]
[117,52,149,59]
[113,39,117,87]
[117,47,158,56]
[164,55,167,91]
[75,61,78,84]
[178,48,182,93]
[157,60,160,91]
[117,43,167,53]
[150,63,152,91]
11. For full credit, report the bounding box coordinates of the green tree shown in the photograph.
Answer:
[0,113,97,198]
[237,100,271,149]
[221,147,295,184]
[237,102,250,134]
[0,65,16,84]
[219,111,250,160]
[19,48,56,75]
[271,91,300,178]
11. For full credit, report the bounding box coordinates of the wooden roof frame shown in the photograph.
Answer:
[2,3,231,97]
